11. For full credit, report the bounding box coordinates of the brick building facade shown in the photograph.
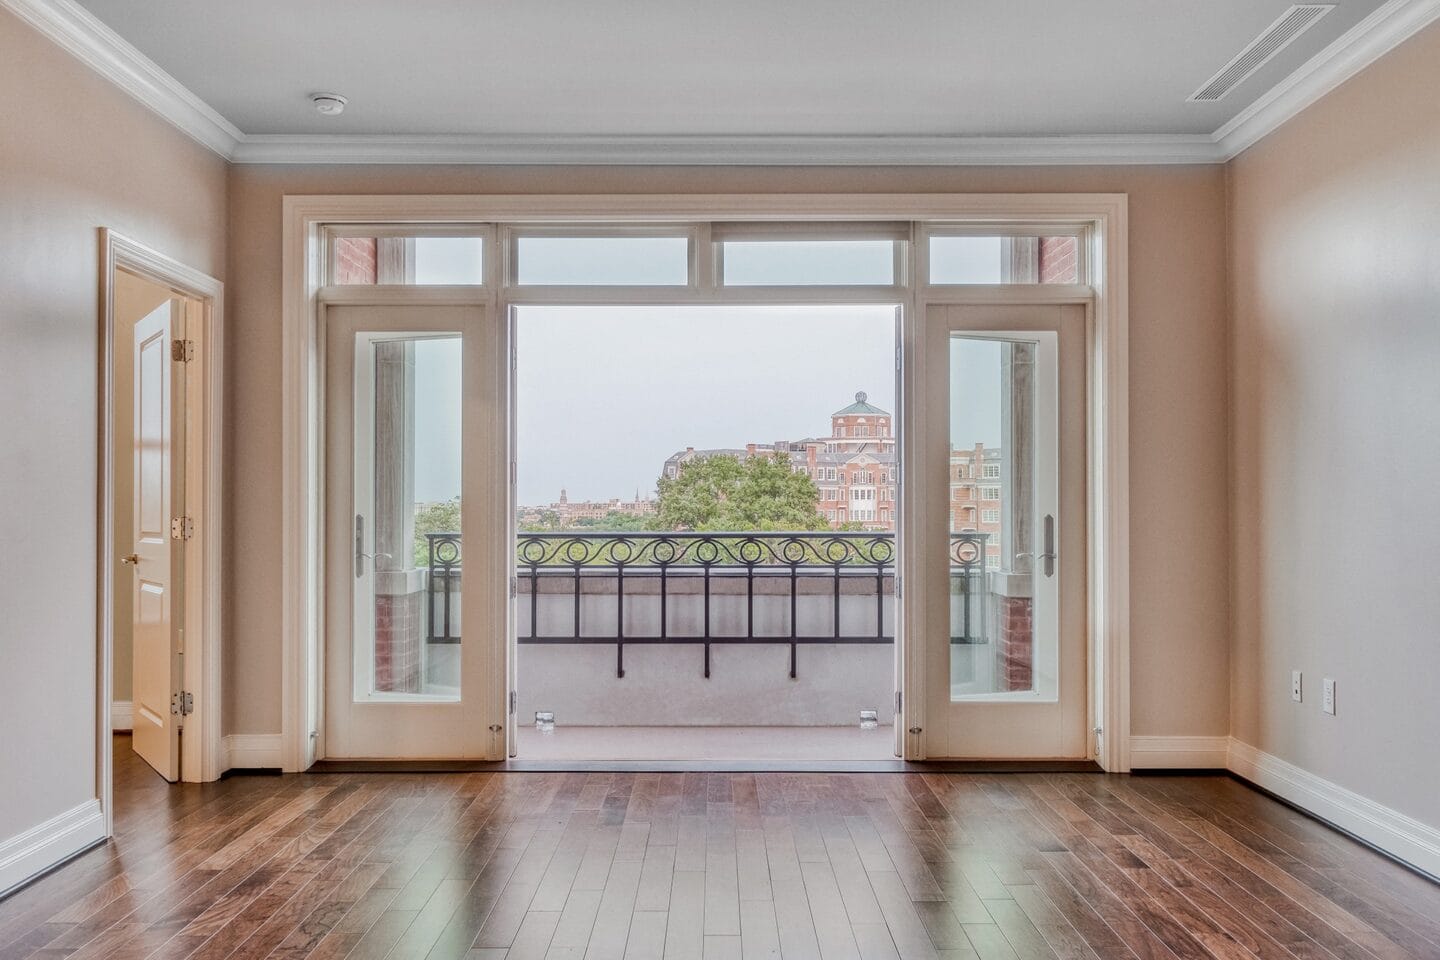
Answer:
[663,392,1003,561]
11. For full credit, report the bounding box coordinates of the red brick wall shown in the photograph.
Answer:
[373,590,423,692]
[334,237,377,285]
[999,596,1033,691]
[1038,236,1078,284]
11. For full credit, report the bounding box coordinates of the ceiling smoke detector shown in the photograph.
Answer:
[311,93,348,116]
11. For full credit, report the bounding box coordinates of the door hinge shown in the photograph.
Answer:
[509,690,517,715]
[895,691,902,714]
[171,516,194,540]
[171,691,194,716]
[171,339,195,362]
[509,576,517,599]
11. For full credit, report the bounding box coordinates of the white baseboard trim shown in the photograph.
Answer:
[1128,735,1231,768]
[0,799,106,898]
[222,734,284,771]
[111,700,132,731]
[1227,739,1440,880]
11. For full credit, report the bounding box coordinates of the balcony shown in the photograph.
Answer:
[416,531,1007,746]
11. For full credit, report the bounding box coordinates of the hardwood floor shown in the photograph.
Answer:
[2,737,1438,959]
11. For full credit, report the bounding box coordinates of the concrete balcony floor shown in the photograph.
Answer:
[515,724,896,762]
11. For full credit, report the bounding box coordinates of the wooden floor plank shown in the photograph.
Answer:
[5,738,1440,960]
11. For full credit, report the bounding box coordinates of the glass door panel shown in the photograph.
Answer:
[919,304,1086,759]
[947,334,1058,702]
[351,334,462,701]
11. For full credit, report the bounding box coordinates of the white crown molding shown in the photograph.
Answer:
[0,0,241,158]
[1228,739,1440,880]
[230,133,1225,166]
[8,0,1439,165]
[1215,0,1440,157]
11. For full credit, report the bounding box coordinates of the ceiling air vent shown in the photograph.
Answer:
[1188,4,1334,102]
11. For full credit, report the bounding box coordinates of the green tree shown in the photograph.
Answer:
[655,453,829,532]
[570,510,653,532]
[413,498,461,566]
[518,508,562,532]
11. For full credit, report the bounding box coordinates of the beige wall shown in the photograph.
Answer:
[1228,22,1440,825]
[226,164,1232,740]
[0,8,226,841]
[110,272,175,709]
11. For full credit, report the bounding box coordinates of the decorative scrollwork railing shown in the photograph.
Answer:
[425,531,988,679]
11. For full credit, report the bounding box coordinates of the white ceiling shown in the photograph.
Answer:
[69,0,1387,139]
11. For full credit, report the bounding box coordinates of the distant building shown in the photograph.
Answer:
[661,392,1003,560]
[948,443,1004,569]
[803,391,898,531]
[518,488,656,526]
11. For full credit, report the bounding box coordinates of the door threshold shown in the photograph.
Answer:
[305,758,1102,774]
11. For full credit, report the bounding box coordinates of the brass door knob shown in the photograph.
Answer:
[120,554,139,565]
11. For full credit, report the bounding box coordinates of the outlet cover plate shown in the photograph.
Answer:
[1291,670,1303,702]
[1322,677,1336,715]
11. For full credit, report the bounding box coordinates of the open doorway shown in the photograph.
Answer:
[102,231,224,794]
[505,304,900,761]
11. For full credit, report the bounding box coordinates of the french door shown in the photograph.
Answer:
[323,301,506,759]
[914,303,1088,758]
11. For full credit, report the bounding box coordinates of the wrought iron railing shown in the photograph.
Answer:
[425,531,989,678]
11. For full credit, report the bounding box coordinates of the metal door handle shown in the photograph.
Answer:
[1039,514,1056,578]
[120,554,139,565]
[354,514,392,575]
[355,514,365,578]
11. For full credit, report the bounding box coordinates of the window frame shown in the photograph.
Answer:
[285,192,1130,774]
[504,224,699,290]
[713,222,909,289]
[324,223,495,286]
[920,223,1090,289]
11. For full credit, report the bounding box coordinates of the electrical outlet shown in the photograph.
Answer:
[1291,670,1303,702]
[1322,677,1336,715]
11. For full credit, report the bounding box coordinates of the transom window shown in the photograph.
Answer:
[329,229,486,285]
[323,221,1093,292]
[927,227,1085,285]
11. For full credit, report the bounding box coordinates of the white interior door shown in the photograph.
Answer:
[917,303,1088,758]
[129,298,183,780]
[323,302,505,759]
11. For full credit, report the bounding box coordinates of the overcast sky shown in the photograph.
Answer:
[515,305,898,504]
[404,238,1010,504]
[410,306,1005,504]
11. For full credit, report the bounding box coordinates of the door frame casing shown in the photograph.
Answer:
[281,194,1130,772]
[98,229,225,820]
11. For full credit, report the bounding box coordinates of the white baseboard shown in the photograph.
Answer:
[1129,735,1231,768]
[222,734,284,771]
[111,700,132,731]
[1227,739,1440,880]
[0,800,106,898]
